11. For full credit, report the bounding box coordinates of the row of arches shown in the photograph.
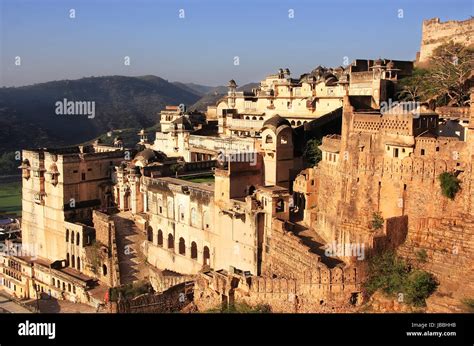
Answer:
[155,200,211,230]
[147,227,210,265]
[243,116,264,121]
[290,120,308,127]
[65,229,80,246]
[66,253,81,271]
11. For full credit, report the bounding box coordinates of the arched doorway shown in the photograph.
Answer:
[157,230,163,246]
[168,234,174,249]
[191,242,198,260]
[203,246,210,266]
[147,226,153,242]
[179,237,186,255]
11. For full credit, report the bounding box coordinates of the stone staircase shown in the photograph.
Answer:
[112,212,148,285]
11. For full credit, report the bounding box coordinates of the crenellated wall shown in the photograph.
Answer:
[418,17,474,64]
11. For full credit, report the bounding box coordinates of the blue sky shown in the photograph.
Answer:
[0,0,472,87]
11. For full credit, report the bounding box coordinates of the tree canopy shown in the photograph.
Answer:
[398,42,473,107]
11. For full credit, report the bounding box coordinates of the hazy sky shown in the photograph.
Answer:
[0,0,472,87]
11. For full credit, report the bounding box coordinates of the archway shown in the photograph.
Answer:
[191,242,198,259]
[147,226,153,242]
[179,237,186,255]
[203,246,210,266]
[168,234,174,249]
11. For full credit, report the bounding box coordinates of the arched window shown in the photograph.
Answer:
[247,185,256,196]
[191,208,197,227]
[66,229,69,242]
[202,211,210,230]
[296,121,302,126]
[71,231,74,243]
[290,120,295,126]
[147,226,153,242]
[71,255,75,268]
[259,117,264,121]
[157,198,163,214]
[157,230,163,247]
[168,234,174,249]
[191,242,198,260]
[76,232,80,246]
[77,257,81,270]
[179,237,186,255]
[102,264,107,276]
[179,204,185,222]
[265,135,273,144]
[203,246,210,266]
[66,253,70,266]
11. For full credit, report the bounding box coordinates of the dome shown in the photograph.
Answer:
[134,149,167,164]
[386,60,395,70]
[262,115,292,132]
[373,58,384,67]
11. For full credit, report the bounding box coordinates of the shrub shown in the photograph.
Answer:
[438,172,461,199]
[415,249,428,263]
[110,281,153,301]
[206,302,271,313]
[371,212,384,231]
[365,252,438,307]
[461,298,474,312]
[365,252,409,295]
[404,270,438,307]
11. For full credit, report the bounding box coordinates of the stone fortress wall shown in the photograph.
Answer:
[418,17,473,64]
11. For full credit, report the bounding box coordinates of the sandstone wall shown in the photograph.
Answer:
[418,17,473,64]
[398,216,474,299]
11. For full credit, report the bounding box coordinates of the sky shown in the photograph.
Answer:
[0,0,472,87]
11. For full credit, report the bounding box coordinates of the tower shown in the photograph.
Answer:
[260,115,295,187]
[227,79,237,108]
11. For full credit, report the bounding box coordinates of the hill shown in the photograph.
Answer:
[0,75,202,154]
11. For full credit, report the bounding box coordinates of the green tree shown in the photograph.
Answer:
[427,42,473,106]
[303,138,322,167]
[0,152,20,176]
[400,42,473,106]
[438,172,461,199]
[371,212,384,230]
[397,68,431,101]
[170,162,185,178]
[404,270,438,307]
[365,252,438,307]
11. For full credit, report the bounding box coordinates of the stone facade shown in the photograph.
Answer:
[417,17,474,64]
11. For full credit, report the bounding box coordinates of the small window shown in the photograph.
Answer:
[265,135,273,144]
[81,173,86,181]
[179,238,186,255]
[280,136,288,144]
[421,149,425,156]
